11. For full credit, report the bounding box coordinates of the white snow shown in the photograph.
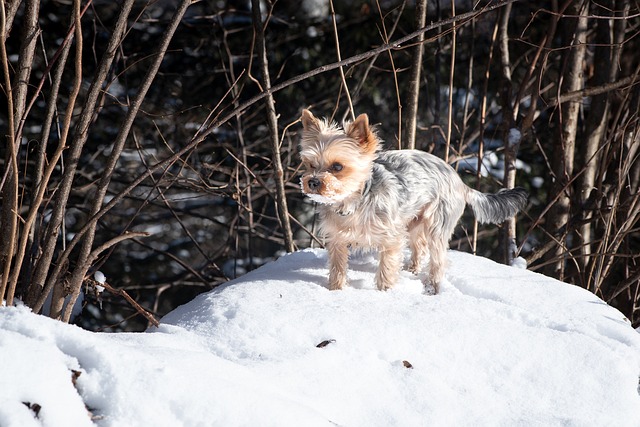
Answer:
[508,128,522,146]
[511,256,527,269]
[1,249,639,426]
[93,271,106,285]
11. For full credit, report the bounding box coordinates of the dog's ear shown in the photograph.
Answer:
[347,113,378,153]
[301,109,321,133]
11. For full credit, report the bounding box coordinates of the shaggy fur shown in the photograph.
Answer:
[299,109,528,293]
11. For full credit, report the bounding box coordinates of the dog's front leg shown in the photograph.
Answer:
[327,241,349,290]
[376,243,403,291]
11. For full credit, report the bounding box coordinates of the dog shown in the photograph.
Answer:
[298,109,528,293]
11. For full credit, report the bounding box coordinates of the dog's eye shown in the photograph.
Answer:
[331,163,343,172]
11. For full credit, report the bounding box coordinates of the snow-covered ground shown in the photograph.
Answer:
[1,249,639,426]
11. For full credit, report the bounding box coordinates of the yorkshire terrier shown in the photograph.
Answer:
[299,109,528,293]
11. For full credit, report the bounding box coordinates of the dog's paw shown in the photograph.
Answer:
[423,285,437,296]
[377,281,394,291]
[328,281,345,291]
[423,280,440,295]
[407,263,421,275]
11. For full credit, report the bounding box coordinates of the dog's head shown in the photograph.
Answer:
[298,109,380,205]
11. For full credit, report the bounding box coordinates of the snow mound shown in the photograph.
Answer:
[162,249,640,426]
[1,249,639,426]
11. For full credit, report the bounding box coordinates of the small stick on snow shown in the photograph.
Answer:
[87,277,159,328]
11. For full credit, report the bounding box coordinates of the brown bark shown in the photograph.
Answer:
[0,0,39,304]
[497,3,521,265]
[251,0,295,253]
[545,0,589,280]
[60,0,194,323]
[30,0,137,315]
[404,0,427,150]
[576,0,628,288]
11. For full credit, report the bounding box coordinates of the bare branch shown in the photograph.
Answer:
[404,0,427,150]
[33,0,138,315]
[250,0,295,253]
[87,277,159,328]
[60,0,194,323]
[0,1,20,303]
[329,0,354,121]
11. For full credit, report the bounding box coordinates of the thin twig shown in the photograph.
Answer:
[473,10,500,255]
[444,0,456,163]
[61,0,193,323]
[250,0,295,253]
[329,0,354,121]
[88,278,159,328]
[375,0,402,148]
[33,0,137,315]
[404,0,427,150]
[14,1,84,308]
[0,1,17,302]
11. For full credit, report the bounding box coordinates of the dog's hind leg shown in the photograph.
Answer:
[423,213,450,294]
[426,238,447,294]
[408,223,428,275]
[424,195,466,293]
[376,240,404,291]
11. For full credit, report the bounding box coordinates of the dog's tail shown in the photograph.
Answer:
[465,187,528,224]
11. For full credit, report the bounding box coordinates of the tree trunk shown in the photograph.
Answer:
[404,0,427,150]
[544,1,589,280]
[29,0,137,315]
[251,0,295,253]
[60,0,193,323]
[496,3,520,265]
[577,0,627,289]
[0,0,40,304]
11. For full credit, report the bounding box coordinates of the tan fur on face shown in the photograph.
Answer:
[299,110,379,203]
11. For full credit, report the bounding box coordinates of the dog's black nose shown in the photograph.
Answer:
[308,177,321,191]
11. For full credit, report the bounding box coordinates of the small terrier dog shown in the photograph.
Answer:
[299,109,528,293]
